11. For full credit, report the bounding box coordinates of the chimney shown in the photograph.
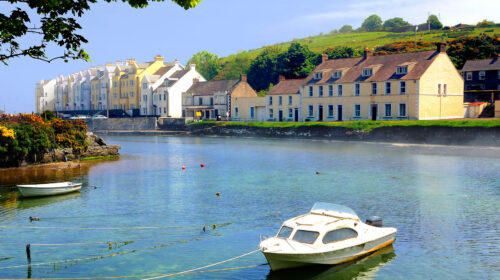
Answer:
[436,42,447,53]
[190,63,196,71]
[321,54,328,63]
[154,55,163,62]
[279,75,285,82]
[363,47,372,59]
[240,74,247,82]
[193,78,199,84]
[174,59,179,64]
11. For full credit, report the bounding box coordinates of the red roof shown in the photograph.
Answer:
[267,79,305,95]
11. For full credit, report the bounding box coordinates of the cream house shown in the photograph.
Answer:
[301,43,464,121]
[266,76,303,121]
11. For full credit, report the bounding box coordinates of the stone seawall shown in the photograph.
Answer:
[86,117,156,131]
[189,124,500,146]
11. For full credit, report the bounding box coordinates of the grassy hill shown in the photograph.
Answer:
[215,24,500,80]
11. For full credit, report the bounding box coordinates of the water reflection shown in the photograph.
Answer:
[17,192,82,210]
[266,245,396,280]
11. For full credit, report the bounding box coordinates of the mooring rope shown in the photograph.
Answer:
[0,222,231,230]
[142,249,260,280]
[0,263,267,280]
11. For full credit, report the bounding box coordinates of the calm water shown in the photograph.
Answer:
[0,136,499,280]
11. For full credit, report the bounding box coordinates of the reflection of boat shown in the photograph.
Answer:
[17,182,82,197]
[17,191,81,209]
[266,245,396,280]
[259,202,397,271]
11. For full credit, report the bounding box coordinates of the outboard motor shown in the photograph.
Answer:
[366,216,383,227]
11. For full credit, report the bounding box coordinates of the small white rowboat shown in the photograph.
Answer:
[17,182,82,197]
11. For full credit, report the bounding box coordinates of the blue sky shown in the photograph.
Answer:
[1,0,499,113]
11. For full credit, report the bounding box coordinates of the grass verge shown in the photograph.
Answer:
[80,155,119,161]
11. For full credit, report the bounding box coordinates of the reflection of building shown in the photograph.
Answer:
[183,74,257,120]
[461,57,500,102]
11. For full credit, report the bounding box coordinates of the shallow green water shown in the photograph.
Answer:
[0,136,499,279]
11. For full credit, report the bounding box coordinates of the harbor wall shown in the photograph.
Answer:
[188,124,500,146]
[86,117,157,131]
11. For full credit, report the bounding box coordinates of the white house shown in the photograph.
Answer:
[35,79,56,113]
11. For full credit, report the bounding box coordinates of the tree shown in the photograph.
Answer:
[247,46,283,92]
[428,14,443,30]
[324,46,362,59]
[187,51,222,81]
[278,43,319,79]
[0,0,201,65]
[477,19,495,26]
[361,15,382,31]
[339,25,353,33]
[447,34,500,69]
[383,17,409,29]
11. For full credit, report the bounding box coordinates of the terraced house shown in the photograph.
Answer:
[266,76,303,121]
[302,42,464,121]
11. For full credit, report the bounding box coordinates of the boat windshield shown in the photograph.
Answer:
[292,230,319,244]
[277,226,293,239]
[310,202,359,219]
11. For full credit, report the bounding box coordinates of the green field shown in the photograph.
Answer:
[190,119,500,132]
[219,25,500,65]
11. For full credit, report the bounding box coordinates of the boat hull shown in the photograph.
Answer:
[263,232,396,271]
[17,184,82,197]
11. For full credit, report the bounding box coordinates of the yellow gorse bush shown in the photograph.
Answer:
[0,126,15,139]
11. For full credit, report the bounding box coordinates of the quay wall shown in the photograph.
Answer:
[188,124,500,146]
[86,117,157,131]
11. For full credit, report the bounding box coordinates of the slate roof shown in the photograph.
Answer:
[306,50,440,85]
[267,79,305,95]
[91,71,104,81]
[462,57,500,71]
[186,79,240,96]
[170,70,189,79]
[153,66,174,77]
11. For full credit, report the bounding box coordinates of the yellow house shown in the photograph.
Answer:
[265,76,303,121]
[90,72,102,110]
[111,63,130,110]
[232,96,266,121]
[302,42,464,121]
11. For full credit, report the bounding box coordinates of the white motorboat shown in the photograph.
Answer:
[17,182,82,197]
[259,202,397,271]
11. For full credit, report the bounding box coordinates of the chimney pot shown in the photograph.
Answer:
[321,54,328,63]
[436,42,447,53]
[279,75,285,81]
[363,48,372,59]
[190,63,196,70]
[240,74,247,82]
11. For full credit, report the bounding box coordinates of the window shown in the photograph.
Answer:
[279,96,283,105]
[328,85,333,96]
[399,103,407,117]
[277,226,293,239]
[466,72,472,81]
[250,107,255,119]
[210,97,214,106]
[130,104,135,110]
[396,66,408,75]
[314,72,323,80]
[400,81,406,95]
[318,85,323,97]
[114,105,118,109]
[235,107,239,118]
[337,85,343,96]
[362,68,373,77]
[198,97,202,105]
[309,86,313,97]
[268,96,273,105]
[443,84,447,96]
[385,82,391,95]
[308,105,314,117]
[269,109,274,119]
[130,91,134,98]
[114,93,117,99]
[332,71,342,79]
[371,83,377,95]
[130,80,134,86]
[113,82,117,87]
[438,84,442,95]
[159,94,162,101]
[288,108,293,118]
[328,105,334,118]
[354,104,361,117]
[293,230,319,244]
[163,94,166,101]
[142,83,147,89]
[322,228,358,244]
[355,84,360,96]
[288,95,293,105]
[143,95,147,102]
[479,71,485,80]
[385,104,392,117]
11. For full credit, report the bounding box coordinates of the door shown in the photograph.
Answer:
[337,105,343,121]
[205,110,210,119]
[318,105,323,121]
[214,109,219,120]
[294,108,299,122]
[371,104,377,121]
[278,110,283,122]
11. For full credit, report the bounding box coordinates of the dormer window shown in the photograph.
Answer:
[362,68,373,77]
[396,66,408,75]
[314,72,323,80]
[332,71,342,79]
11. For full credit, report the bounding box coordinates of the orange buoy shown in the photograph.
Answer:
[181,166,186,170]
[200,163,205,168]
